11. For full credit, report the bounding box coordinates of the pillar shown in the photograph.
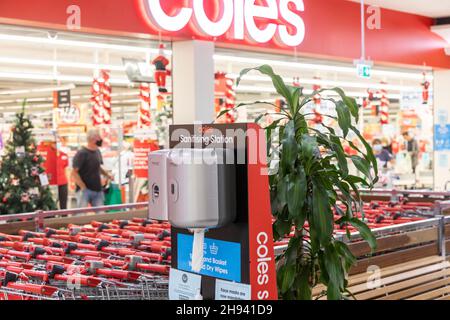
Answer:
[433,70,450,191]
[172,40,215,124]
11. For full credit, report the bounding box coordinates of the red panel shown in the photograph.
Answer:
[246,123,278,300]
[0,0,448,68]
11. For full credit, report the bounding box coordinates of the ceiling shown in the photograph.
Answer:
[347,0,450,18]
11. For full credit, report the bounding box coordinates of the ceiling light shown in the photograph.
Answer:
[0,56,125,71]
[229,74,423,92]
[0,33,172,55]
[215,55,431,80]
[0,72,130,85]
[235,85,401,99]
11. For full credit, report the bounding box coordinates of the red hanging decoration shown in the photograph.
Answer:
[379,82,389,125]
[312,77,322,105]
[152,44,171,93]
[421,72,430,105]
[215,72,237,124]
[91,70,112,126]
[363,89,375,108]
[139,83,152,128]
[293,77,300,88]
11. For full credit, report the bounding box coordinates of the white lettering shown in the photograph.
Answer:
[192,0,234,37]
[147,0,193,32]
[142,0,306,47]
[245,0,278,43]
[278,0,305,46]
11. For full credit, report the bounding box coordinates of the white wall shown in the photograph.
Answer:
[433,70,450,191]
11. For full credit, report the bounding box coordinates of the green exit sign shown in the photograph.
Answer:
[357,63,372,79]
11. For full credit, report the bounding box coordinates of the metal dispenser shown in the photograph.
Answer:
[148,147,237,273]
[167,148,236,229]
[148,150,171,221]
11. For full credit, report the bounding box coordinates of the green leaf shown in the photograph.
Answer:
[295,267,312,300]
[289,85,301,114]
[335,241,357,272]
[287,168,306,219]
[323,243,344,300]
[281,120,298,173]
[335,101,351,138]
[350,126,379,184]
[349,218,377,252]
[238,65,292,108]
[351,155,373,181]
[311,182,334,246]
[330,87,360,123]
[329,135,349,177]
[281,263,296,293]
[274,219,292,237]
[277,175,289,206]
[284,236,301,264]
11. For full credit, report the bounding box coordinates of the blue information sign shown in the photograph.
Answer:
[177,234,241,282]
[435,125,450,151]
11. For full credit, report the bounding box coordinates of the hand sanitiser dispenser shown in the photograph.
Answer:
[148,150,171,221]
[168,148,237,272]
[148,148,237,273]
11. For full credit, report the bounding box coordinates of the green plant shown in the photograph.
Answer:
[220,65,378,300]
[0,102,56,214]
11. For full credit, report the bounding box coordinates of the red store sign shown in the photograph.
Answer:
[0,0,448,68]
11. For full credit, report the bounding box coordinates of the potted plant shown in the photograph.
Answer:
[220,65,378,300]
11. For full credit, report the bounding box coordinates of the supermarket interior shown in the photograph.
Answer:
[0,0,449,303]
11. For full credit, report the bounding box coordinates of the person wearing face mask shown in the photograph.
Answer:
[71,128,113,208]
[372,138,394,169]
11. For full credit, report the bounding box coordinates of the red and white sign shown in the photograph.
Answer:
[139,0,305,47]
[133,139,159,178]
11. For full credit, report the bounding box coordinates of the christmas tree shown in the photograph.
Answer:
[0,105,56,214]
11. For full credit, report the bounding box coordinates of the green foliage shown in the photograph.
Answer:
[0,103,56,214]
[225,65,379,300]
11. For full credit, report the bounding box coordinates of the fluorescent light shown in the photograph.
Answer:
[0,72,130,85]
[235,85,401,99]
[0,33,172,55]
[215,54,431,80]
[229,74,422,92]
[0,56,125,71]
[0,84,76,95]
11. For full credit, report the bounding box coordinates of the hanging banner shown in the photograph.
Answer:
[53,90,71,109]
[133,138,159,178]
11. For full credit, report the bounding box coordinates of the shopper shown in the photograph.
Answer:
[403,131,419,174]
[56,149,69,210]
[71,129,113,208]
[373,138,394,169]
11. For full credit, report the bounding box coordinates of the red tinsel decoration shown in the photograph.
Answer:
[91,70,112,126]
[139,83,152,128]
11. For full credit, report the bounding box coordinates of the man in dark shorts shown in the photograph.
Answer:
[71,129,113,208]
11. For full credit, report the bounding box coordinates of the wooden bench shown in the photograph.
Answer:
[313,256,450,300]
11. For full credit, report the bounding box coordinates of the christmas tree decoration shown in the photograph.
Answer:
[152,44,171,93]
[0,105,56,215]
